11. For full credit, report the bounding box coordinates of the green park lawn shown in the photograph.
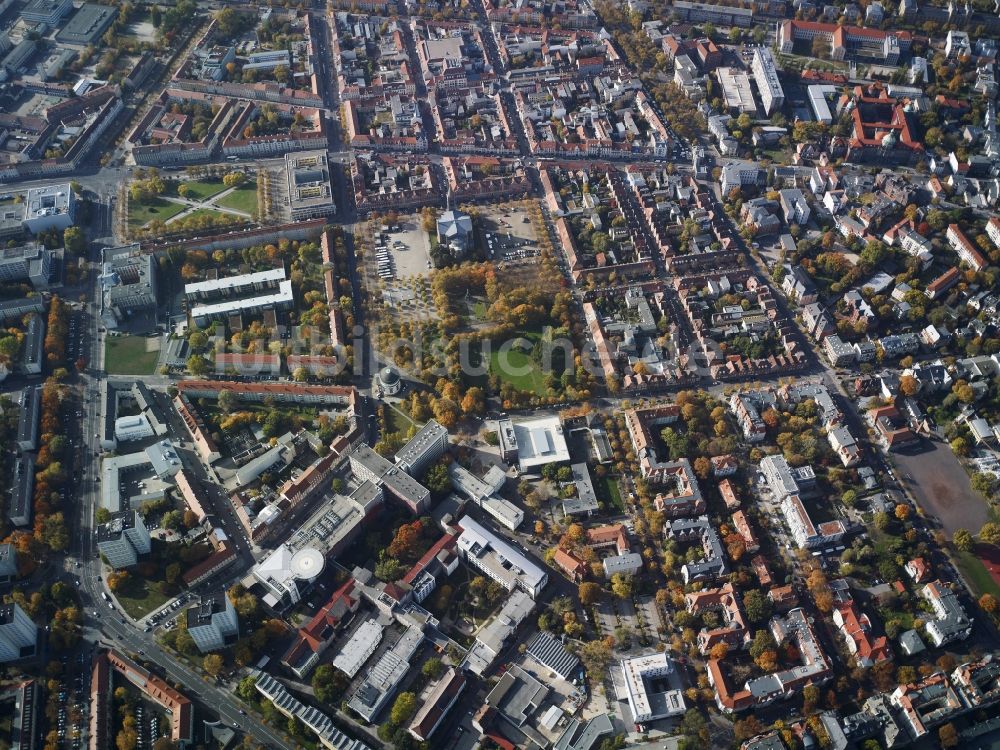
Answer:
[104,335,159,375]
[179,179,228,202]
[489,346,548,394]
[216,186,259,214]
[178,207,237,223]
[128,197,186,230]
[114,576,170,620]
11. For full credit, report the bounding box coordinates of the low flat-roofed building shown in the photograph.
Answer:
[114,413,154,443]
[511,416,570,471]
[56,3,119,45]
[347,625,423,722]
[464,590,534,676]
[332,618,384,678]
[620,652,686,722]
[553,714,614,750]
[564,462,599,517]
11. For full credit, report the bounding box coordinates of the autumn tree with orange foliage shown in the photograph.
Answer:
[387,520,429,563]
[43,297,68,371]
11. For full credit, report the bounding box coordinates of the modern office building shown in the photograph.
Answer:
[22,185,75,234]
[394,420,449,476]
[185,593,240,653]
[620,653,686,722]
[347,626,423,723]
[0,245,51,288]
[101,245,158,329]
[0,544,17,583]
[96,510,151,569]
[455,516,547,598]
[332,619,384,678]
[0,604,36,663]
[20,0,73,26]
[285,151,337,220]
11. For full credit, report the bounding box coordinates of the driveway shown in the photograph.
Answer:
[890,440,991,536]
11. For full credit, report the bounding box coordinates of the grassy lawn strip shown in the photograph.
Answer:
[180,179,228,202]
[385,403,420,435]
[216,187,259,214]
[114,577,171,620]
[174,207,239,224]
[105,335,159,375]
[602,476,624,512]
[128,197,186,229]
[954,549,1000,599]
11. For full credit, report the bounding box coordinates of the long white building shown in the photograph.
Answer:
[455,516,547,598]
[751,49,784,115]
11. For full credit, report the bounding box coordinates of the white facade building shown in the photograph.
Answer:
[22,185,75,234]
[186,593,240,653]
[114,414,155,443]
[620,653,686,722]
[751,48,785,115]
[96,510,151,569]
[0,603,36,663]
[455,516,547,598]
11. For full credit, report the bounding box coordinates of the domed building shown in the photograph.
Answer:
[377,366,402,396]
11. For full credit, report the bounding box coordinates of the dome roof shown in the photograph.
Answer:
[379,366,400,384]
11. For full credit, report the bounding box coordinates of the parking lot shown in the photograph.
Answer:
[375,216,433,280]
[478,205,539,264]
